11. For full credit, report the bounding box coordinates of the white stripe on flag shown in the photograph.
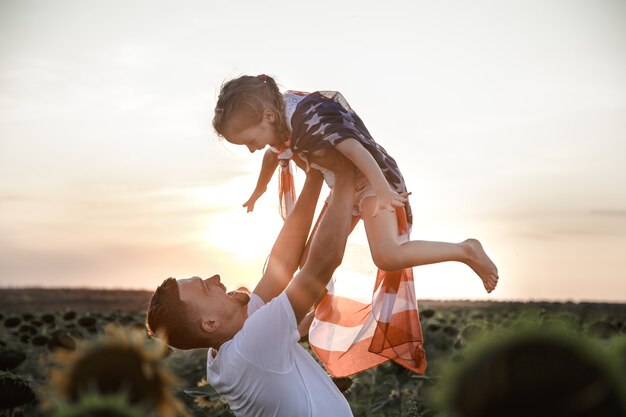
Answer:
[309,316,377,352]
[371,280,418,322]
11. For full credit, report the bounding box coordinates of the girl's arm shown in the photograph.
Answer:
[335,138,407,217]
[243,148,279,212]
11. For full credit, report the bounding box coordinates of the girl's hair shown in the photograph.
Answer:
[213,74,289,144]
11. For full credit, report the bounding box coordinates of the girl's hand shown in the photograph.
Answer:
[372,189,410,217]
[242,197,258,213]
[243,188,267,213]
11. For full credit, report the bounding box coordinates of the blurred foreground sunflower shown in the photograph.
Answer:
[431,322,626,417]
[44,325,189,417]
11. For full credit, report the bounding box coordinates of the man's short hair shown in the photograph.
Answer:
[146,277,208,350]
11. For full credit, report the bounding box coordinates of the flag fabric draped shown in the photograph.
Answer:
[273,89,427,377]
[278,186,427,377]
[277,153,296,220]
[308,204,427,377]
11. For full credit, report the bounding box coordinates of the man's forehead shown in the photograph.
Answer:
[176,277,202,301]
[178,276,201,284]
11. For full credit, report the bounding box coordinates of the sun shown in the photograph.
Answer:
[203,205,284,260]
[180,173,286,261]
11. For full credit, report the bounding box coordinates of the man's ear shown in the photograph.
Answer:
[201,319,220,334]
[263,108,276,124]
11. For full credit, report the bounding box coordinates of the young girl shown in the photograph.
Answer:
[212,74,499,294]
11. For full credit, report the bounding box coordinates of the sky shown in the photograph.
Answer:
[1,0,625,302]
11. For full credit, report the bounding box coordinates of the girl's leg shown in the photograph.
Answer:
[360,196,499,293]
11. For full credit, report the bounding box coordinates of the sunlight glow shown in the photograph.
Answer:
[203,207,283,260]
[186,176,285,261]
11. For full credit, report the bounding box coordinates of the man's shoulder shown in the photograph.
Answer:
[241,292,299,346]
[247,293,266,317]
[247,292,294,322]
[218,292,299,370]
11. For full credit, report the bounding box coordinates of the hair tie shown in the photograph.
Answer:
[257,74,268,83]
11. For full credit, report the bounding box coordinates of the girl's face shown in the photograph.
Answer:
[226,109,279,153]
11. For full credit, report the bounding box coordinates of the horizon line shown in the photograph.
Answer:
[1,286,624,305]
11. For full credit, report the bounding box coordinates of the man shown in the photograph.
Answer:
[147,151,359,416]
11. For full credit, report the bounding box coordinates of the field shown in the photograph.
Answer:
[1,288,625,416]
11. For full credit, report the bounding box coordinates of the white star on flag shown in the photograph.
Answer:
[304,113,322,131]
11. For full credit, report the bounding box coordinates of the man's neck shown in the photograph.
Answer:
[211,304,249,352]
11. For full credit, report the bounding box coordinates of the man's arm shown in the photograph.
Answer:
[252,169,324,303]
[286,152,356,323]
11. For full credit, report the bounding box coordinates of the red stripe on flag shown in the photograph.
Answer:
[311,337,388,377]
[316,294,370,328]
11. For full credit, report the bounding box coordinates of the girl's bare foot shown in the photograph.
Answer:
[463,239,499,293]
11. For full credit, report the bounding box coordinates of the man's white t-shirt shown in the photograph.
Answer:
[206,292,353,417]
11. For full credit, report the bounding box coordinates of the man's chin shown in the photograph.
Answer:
[228,290,251,306]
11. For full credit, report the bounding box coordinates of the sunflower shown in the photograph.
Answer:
[44,325,189,417]
[185,378,229,411]
[432,323,626,417]
[51,392,152,417]
[0,370,35,410]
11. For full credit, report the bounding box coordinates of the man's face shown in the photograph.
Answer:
[177,275,250,321]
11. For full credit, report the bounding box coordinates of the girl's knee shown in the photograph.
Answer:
[371,249,402,272]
